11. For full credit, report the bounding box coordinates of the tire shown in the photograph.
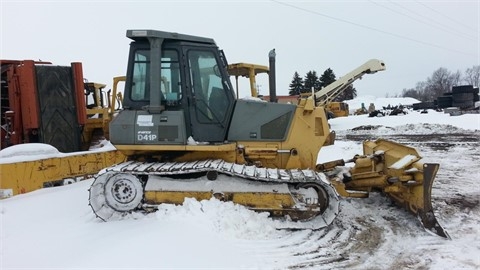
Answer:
[89,172,144,221]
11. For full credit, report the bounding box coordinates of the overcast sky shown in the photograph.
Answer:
[1,0,478,98]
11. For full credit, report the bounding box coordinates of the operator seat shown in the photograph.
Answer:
[209,87,228,120]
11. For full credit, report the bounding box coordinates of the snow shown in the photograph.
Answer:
[389,154,418,169]
[1,97,480,269]
[329,108,479,132]
[0,143,59,160]
[345,95,420,112]
[145,174,291,193]
[240,96,266,102]
[0,139,117,164]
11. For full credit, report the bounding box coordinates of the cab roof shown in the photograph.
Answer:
[126,29,216,45]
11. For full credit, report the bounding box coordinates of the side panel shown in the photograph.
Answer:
[17,61,40,130]
[71,62,87,125]
[228,100,296,141]
[110,110,187,145]
[134,111,187,144]
[109,110,136,144]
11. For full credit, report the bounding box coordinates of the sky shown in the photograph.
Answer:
[1,0,479,98]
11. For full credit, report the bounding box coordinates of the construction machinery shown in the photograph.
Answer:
[88,29,448,238]
[227,59,384,118]
[82,77,125,147]
[315,59,385,118]
[1,60,85,152]
[0,60,125,196]
[228,62,269,98]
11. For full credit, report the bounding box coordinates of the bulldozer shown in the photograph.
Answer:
[82,29,447,238]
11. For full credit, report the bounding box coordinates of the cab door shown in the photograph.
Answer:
[184,47,235,142]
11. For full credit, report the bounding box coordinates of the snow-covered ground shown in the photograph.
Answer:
[1,98,479,269]
[345,95,421,114]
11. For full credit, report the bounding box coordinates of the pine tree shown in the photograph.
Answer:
[303,71,319,93]
[334,85,357,101]
[319,68,336,88]
[288,72,304,96]
[318,68,357,101]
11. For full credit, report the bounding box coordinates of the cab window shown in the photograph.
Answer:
[130,49,181,105]
[188,50,229,123]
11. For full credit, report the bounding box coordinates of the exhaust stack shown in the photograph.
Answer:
[268,49,277,103]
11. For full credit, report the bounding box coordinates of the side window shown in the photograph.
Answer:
[131,50,149,101]
[161,50,181,105]
[188,50,229,123]
[131,49,181,105]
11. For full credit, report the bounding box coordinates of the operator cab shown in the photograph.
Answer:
[110,30,236,145]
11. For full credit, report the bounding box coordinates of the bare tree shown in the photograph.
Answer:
[451,70,462,87]
[464,65,480,87]
[401,66,475,101]
[424,68,459,99]
[402,87,422,100]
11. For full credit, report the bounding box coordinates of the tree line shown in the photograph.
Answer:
[398,66,480,101]
[288,68,356,101]
[288,65,480,102]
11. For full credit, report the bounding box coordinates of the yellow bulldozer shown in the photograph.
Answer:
[84,29,448,238]
[0,30,448,238]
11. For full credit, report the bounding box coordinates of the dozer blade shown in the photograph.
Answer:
[418,163,450,239]
[329,139,450,238]
[366,139,450,239]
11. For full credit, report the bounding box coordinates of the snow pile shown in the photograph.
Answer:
[0,143,59,160]
[341,123,473,136]
[317,140,362,164]
[387,123,470,134]
[88,139,117,151]
[155,197,280,240]
[0,139,117,164]
[240,96,266,102]
[329,109,479,133]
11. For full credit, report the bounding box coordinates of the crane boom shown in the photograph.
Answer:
[313,59,386,106]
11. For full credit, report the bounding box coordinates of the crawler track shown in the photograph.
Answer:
[89,159,340,229]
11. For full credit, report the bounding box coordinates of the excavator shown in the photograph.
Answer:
[88,29,449,238]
